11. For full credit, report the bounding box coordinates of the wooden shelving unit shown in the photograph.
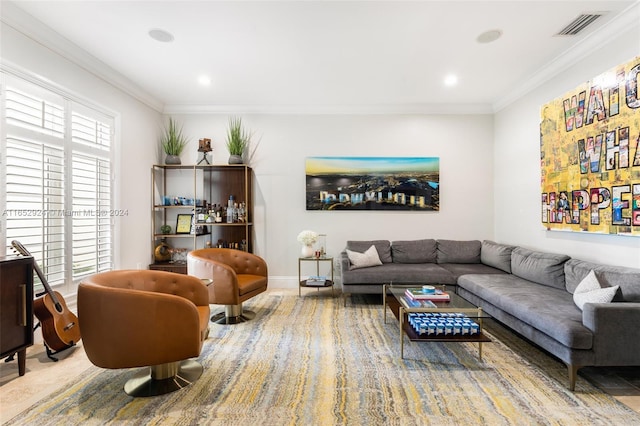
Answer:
[150,164,253,274]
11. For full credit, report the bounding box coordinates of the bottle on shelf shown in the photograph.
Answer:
[238,202,246,223]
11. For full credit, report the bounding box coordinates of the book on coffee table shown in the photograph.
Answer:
[402,296,437,308]
[405,288,450,302]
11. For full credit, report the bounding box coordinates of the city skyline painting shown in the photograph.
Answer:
[305,157,440,211]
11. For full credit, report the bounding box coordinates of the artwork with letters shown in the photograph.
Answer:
[540,55,640,236]
[305,157,439,211]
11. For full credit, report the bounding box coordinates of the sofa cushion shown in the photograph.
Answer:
[436,240,481,264]
[391,239,437,264]
[573,270,619,310]
[510,247,570,289]
[346,240,392,263]
[564,259,640,302]
[346,245,383,270]
[440,263,507,281]
[458,274,592,349]
[481,240,515,273]
[341,263,457,285]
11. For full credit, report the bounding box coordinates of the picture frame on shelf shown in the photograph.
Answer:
[176,214,193,234]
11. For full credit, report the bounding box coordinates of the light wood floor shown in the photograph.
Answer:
[2,289,640,422]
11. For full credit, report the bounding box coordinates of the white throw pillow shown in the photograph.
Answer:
[346,245,383,270]
[573,270,619,310]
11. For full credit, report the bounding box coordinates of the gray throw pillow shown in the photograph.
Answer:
[481,240,515,273]
[391,239,437,263]
[346,240,392,263]
[436,240,481,264]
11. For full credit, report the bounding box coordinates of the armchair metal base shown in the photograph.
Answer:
[211,303,256,324]
[124,359,203,397]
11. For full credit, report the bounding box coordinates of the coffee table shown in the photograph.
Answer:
[383,284,491,359]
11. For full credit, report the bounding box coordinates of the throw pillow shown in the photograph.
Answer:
[573,270,619,310]
[346,245,383,270]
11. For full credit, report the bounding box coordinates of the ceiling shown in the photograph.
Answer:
[2,1,639,114]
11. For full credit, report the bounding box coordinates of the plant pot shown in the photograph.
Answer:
[228,154,243,164]
[165,154,181,165]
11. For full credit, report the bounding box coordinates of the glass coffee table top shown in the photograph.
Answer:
[386,285,491,317]
[383,284,491,359]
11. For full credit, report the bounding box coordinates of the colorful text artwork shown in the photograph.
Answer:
[540,56,640,236]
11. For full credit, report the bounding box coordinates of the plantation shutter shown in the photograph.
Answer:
[2,72,114,289]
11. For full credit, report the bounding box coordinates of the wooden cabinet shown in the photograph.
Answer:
[150,164,254,273]
[0,256,34,376]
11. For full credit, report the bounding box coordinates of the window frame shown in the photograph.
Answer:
[1,66,117,294]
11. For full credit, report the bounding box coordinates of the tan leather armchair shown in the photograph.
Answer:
[78,270,210,397]
[188,248,268,324]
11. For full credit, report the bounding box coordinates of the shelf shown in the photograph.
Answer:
[154,233,210,238]
[151,164,254,272]
[300,279,334,288]
[194,222,253,226]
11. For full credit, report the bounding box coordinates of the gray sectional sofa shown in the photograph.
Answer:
[339,239,640,390]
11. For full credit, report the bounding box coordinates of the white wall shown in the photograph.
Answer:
[174,114,495,284]
[493,27,640,268]
[1,24,162,277]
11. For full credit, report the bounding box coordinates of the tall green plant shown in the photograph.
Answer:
[161,117,188,156]
[225,117,251,156]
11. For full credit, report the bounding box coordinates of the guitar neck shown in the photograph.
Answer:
[11,241,63,312]
[32,262,62,307]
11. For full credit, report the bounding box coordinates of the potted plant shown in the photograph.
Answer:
[160,117,189,164]
[225,117,251,164]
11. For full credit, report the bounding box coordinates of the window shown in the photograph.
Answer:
[1,72,114,289]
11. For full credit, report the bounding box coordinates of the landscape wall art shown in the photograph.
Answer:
[540,55,640,236]
[305,157,439,211]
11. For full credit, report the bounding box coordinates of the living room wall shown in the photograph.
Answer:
[493,24,640,268]
[172,113,495,284]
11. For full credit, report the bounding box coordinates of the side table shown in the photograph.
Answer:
[298,256,334,296]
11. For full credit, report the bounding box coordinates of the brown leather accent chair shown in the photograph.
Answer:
[78,270,210,397]
[188,248,268,324]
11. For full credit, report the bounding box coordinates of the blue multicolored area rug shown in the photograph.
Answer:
[5,292,639,425]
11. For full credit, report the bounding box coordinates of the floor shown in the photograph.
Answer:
[2,288,640,422]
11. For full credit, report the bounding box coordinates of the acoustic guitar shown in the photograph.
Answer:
[11,240,81,352]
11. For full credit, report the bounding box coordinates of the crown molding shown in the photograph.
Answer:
[492,1,640,112]
[164,103,494,115]
[0,1,164,113]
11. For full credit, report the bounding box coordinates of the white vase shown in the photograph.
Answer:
[301,244,314,258]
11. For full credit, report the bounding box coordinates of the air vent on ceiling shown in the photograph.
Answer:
[556,13,605,36]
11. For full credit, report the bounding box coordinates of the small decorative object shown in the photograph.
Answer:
[171,248,188,263]
[160,224,172,234]
[422,285,435,294]
[160,117,189,165]
[318,233,327,257]
[197,138,212,165]
[297,229,318,258]
[154,238,172,262]
[176,214,193,234]
[225,117,251,164]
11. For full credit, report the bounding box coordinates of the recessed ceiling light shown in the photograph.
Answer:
[198,75,212,86]
[148,28,174,43]
[444,74,458,87]
[476,29,503,44]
